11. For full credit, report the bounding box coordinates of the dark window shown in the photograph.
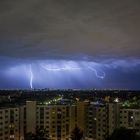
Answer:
[40,108,44,119]
[66,107,69,117]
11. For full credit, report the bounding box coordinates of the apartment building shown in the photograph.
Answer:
[120,108,140,135]
[85,102,121,140]
[86,102,108,140]
[0,100,140,140]
[0,107,20,140]
[18,101,87,140]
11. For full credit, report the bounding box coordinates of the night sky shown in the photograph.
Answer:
[0,0,140,89]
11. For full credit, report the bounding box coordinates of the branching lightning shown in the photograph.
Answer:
[40,62,105,79]
[87,66,105,79]
[41,64,81,71]
[6,60,106,89]
[4,58,140,89]
[29,64,33,89]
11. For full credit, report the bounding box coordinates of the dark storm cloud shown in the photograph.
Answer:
[0,0,140,89]
[0,0,140,59]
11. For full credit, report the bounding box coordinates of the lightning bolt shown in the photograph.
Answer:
[29,65,33,89]
[41,63,105,79]
[87,66,105,79]
[41,64,81,71]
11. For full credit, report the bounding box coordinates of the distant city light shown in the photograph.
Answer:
[114,97,119,103]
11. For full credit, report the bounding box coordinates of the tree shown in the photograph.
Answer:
[106,127,140,140]
[70,126,83,140]
[25,132,35,140]
[25,128,49,140]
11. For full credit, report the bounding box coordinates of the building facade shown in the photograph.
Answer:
[0,101,140,140]
[0,107,20,140]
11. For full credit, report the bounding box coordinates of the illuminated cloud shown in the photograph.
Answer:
[0,0,140,89]
[0,58,139,89]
